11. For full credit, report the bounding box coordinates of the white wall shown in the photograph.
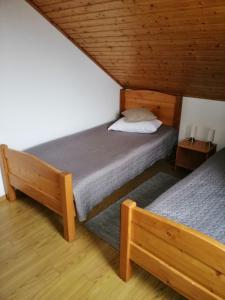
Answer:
[0,0,120,196]
[179,97,225,150]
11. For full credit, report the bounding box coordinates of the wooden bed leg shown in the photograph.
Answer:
[120,199,136,281]
[60,172,76,242]
[0,145,16,201]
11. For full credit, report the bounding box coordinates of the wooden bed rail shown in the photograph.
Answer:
[120,200,225,300]
[0,144,75,241]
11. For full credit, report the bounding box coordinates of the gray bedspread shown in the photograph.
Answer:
[146,147,225,244]
[27,122,177,221]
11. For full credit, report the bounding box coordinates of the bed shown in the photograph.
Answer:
[120,147,225,300]
[0,89,182,241]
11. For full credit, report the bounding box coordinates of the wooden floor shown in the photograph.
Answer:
[0,161,187,300]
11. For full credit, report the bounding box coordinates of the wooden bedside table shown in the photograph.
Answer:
[175,139,217,171]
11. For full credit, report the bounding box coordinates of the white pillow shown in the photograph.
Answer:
[108,117,162,133]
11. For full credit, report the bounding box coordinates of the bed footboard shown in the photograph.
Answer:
[0,144,75,241]
[120,200,225,300]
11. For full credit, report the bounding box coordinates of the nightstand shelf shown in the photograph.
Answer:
[175,139,217,171]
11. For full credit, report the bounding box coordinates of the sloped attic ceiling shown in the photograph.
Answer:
[27,0,225,100]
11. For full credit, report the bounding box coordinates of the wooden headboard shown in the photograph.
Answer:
[120,89,182,129]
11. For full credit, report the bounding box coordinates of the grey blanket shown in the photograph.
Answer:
[27,122,177,221]
[146,147,225,244]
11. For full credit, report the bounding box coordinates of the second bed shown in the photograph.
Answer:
[120,147,225,300]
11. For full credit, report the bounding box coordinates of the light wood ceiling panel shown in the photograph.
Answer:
[27,0,225,100]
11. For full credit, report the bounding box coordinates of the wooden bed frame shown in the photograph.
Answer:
[0,89,182,241]
[120,200,225,300]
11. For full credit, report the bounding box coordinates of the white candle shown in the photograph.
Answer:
[208,129,215,143]
[212,129,215,143]
[190,124,195,138]
[190,124,197,139]
[194,125,198,139]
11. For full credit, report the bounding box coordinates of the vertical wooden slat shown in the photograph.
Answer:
[60,172,76,242]
[174,96,183,130]
[119,199,136,281]
[120,88,126,112]
[0,145,16,201]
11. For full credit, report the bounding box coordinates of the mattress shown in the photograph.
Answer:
[146,147,225,244]
[27,122,177,221]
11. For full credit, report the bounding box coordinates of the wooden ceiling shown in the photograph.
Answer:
[28,0,225,100]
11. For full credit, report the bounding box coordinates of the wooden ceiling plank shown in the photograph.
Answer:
[89,46,224,51]
[42,0,225,19]
[72,33,225,44]
[117,78,224,88]
[98,63,224,70]
[33,0,108,7]
[93,58,224,65]
[90,55,224,62]
[52,5,225,25]
[33,0,70,6]
[100,64,225,71]
[78,42,225,51]
[45,1,129,18]
[37,0,114,12]
[66,23,225,37]
[123,82,225,94]
[108,71,225,79]
[58,10,225,29]
[59,16,225,34]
